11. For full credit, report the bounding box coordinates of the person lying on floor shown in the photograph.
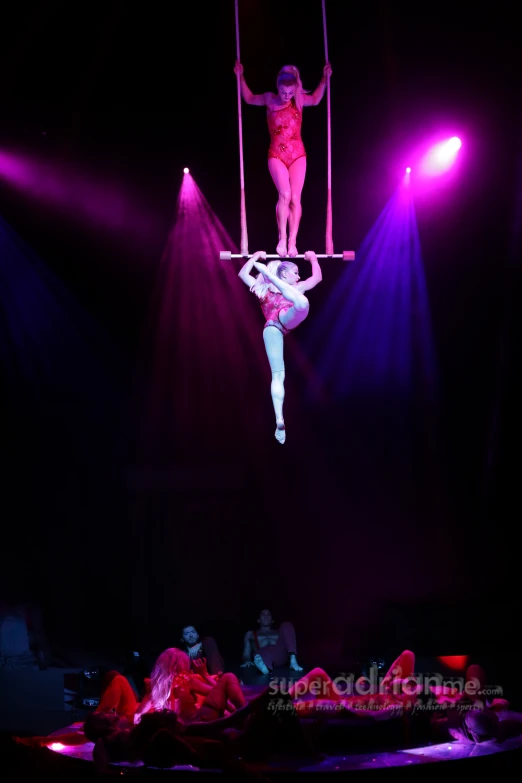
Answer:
[286,649,521,738]
[428,661,521,743]
[284,649,421,718]
[289,652,521,742]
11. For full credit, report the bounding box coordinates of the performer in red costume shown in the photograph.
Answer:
[238,250,322,444]
[94,670,139,722]
[234,61,332,257]
[134,649,246,725]
[287,650,420,717]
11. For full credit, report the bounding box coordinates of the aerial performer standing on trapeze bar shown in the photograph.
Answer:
[238,250,322,445]
[233,61,332,258]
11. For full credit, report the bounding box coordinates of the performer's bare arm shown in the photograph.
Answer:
[234,61,271,106]
[302,63,332,106]
[296,251,322,293]
[238,250,266,289]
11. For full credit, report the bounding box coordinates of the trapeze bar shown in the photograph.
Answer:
[220,251,356,262]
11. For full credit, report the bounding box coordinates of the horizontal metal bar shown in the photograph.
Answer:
[220,251,355,261]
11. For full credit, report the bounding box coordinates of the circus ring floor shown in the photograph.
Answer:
[44,716,522,774]
[10,687,522,781]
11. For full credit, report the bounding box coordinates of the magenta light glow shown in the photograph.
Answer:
[0,147,159,240]
[136,170,270,459]
[405,167,411,174]
[183,167,189,174]
[419,136,463,176]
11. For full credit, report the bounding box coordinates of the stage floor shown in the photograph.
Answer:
[45,710,522,774]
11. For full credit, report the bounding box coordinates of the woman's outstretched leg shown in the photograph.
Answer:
[268,158,291,257]
[382,650,415,688]
[288,668,340,700]
[263,327,286,444]
[198,673,246,720]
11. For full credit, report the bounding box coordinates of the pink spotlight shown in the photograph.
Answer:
[405,167,411,174]
[420,136,463,177]
[448,137,462,151]
[183,167,189,174]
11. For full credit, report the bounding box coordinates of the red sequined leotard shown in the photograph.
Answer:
[260,290,294,334]
[267,100,306,169]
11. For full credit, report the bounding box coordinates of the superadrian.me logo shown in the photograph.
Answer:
[268,667,503,700]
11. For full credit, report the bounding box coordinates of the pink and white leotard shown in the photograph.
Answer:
[259,290,294,335]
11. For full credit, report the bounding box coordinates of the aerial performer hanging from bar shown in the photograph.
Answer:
[238,250,323,445]
[233,61,331,258]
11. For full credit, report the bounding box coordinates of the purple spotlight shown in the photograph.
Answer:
[405,167,411,174]
[183,167,189,174]
[420,136,462,177]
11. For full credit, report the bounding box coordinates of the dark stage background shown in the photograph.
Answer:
[1,0,520,672]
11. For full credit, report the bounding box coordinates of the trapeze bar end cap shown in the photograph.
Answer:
[220,251,232,261]
[343,250,356,262]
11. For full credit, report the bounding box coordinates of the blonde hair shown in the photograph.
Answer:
[277,65,309,112]
[150,647,190,711]
[250,260,297,300]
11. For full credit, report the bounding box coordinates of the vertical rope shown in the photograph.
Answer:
[322,0,333,255]
[235,0,248,255]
